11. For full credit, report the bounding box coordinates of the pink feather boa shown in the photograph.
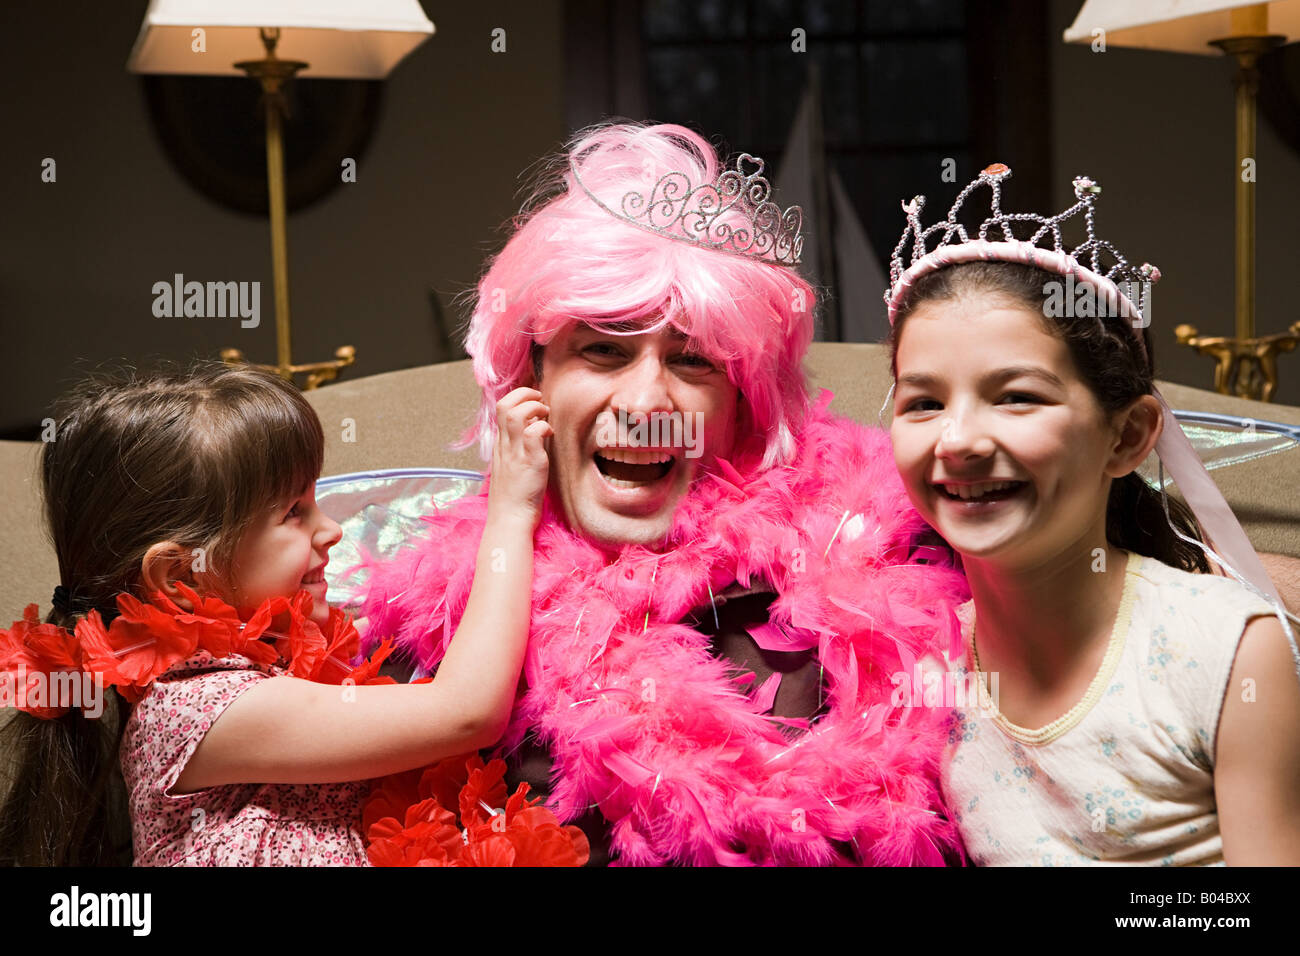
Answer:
[360,395,969,865]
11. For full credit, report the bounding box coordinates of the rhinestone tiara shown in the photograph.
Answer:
[571,147,804,265]
[886,163,1160,329]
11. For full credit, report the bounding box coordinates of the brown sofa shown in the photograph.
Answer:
[3,342,1299,622]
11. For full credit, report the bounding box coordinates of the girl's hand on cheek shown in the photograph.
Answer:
[488,387,552,527]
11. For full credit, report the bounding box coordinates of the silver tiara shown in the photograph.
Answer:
[887,163,1160,313]
[572,150,804,265]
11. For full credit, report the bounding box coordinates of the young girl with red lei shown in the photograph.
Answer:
[0,364,581,866]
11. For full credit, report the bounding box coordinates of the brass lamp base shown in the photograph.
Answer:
[221,345,357,391]
[1175,324,1300,403]
[225,27,356,393]
[1183,23,1293,401]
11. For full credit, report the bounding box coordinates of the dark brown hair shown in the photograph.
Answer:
[889,261,1209,574]
[0,363,324,865]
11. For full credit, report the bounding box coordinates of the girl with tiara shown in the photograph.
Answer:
[0,364,553,865]
[887,164,1300,865]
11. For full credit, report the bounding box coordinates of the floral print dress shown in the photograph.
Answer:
[121,649,371,866]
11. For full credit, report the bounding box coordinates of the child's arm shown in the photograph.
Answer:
[1215,614,1300,864]
[174,388,551,790]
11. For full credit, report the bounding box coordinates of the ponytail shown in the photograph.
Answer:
[0,693,132,866]
[1,599,132,866]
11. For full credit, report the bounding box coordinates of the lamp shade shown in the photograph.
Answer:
[127,0,435,78]
[1064,0,1300,54]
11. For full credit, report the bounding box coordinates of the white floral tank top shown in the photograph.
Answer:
[941,551,1276,866]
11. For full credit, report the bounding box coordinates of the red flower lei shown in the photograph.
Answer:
[1,586,588,866]
[362,754,591,867]
[0,604,84,719]
[0,584,379,709]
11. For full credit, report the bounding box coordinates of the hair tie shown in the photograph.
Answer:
[51,584,76,615]
[50,584,120,625]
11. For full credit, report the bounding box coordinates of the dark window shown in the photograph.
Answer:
[565,0,1050,340]
[643,1,968,287]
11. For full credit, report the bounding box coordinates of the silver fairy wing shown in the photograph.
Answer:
[316,467,485,612]
[1138,411,1300,489]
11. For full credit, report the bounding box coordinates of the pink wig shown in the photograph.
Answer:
[461,123,816,470]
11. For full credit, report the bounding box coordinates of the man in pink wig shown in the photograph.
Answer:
[361,123,970,866]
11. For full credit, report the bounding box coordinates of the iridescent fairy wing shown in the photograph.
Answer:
[316,467,485,611]
[1138,411,1300,489]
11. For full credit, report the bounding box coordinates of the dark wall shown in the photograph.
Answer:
[1050,4,1300,406]
[1,1,565,433]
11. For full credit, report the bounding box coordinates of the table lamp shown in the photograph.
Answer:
[1065,0,1300,401]
[128,0,436,388]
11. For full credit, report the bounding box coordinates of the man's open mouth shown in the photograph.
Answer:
[594,448,676,487]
